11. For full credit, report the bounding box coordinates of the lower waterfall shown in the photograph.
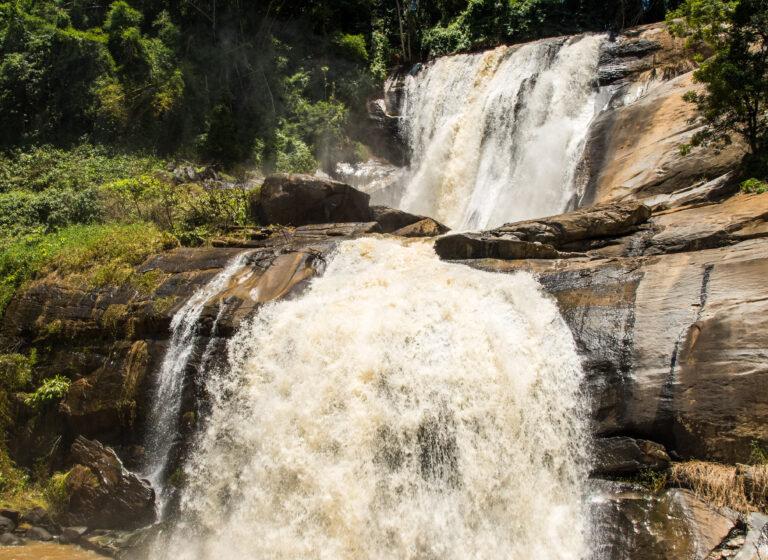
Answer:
[385,34,605,230]
[152,238,591,559]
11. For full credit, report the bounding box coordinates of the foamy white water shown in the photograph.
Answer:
[143,251,252,514]
[393,34,605,230]
[153,238,590,559]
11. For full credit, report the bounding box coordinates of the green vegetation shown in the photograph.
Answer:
[42,470,70,514]
[668,0,768,178]
[741,178,768,194]
[26,375,71,409]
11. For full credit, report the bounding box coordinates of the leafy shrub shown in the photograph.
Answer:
[0,352,35,393]
[334,33,368,62]
[741,178,768,194]
[422,20,471,57]
[26,375,71,409]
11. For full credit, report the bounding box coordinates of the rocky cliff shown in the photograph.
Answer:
[0,22,765,560]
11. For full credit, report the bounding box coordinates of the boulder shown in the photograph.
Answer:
[0,533,23,546]
[392,218,449,238]
[435,201,650,260]
[256,174,372,226]
[20,507,56,533]
[593,437,671,475]
[591,480,736,560]
[25,526,53,541]
[435,233,563,260]
[0,515,14,534]
[370,206,425,233]
[59,436,155,530]
[495,200,652,248]
[60,525,89,545]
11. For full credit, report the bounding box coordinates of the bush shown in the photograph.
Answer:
[741,178,768,194]
[26,375,71,409]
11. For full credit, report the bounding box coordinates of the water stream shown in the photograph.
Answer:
[369,34,606,230]
[142,252,252,514]
[151,238,591,559]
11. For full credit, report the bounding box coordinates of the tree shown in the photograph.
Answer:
[667,0,768,176]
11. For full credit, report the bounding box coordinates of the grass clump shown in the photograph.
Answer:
[671,461,768,513]
[42,471,70,515]
[0,222,178,316]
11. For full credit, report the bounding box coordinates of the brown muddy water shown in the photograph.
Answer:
[0,542,104,559]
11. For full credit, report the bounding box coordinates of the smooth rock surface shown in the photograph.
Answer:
[392,217,449,237]
[592,481,736,560]
[256,173,372,226]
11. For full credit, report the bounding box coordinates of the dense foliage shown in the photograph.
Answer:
[0,1,680,169]
[668,0,768,177]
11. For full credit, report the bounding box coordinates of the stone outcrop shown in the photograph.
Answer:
[593,436,671,475]
[253,173,373,226]
[59,437,155,529]
[392,217,448,237]
[592,480,737,560]
[435,201,651,260]
[452,190,768,462]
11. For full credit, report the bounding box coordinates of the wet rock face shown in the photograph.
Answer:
[60,437,155,530]
[591,480,737,560]
[454,191,768,462]
[593,437,671,475]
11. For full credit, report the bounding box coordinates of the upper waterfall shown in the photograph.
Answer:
[151,238,590,560]
[382,34,605,230]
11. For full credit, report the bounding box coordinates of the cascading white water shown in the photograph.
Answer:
[152,238,591,559]
[143,251,252,512]
[390,34,605,230]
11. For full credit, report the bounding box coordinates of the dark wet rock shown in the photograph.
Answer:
[26,526,53,541]
[593,437,670,475]
[59,436,155,530]
[370,205,425,233]
[255,173,372,227]
[392,218,449,238]
[60,525,89,545]
[435,234,564,260]
[0,532,23,546]
[21,507,57,533]
[0,515,14,534]
[496,200,651,248]
[591,480,737,560]
[0,510,19,524]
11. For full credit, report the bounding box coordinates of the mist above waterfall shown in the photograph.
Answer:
[378,34,605,230]
[152,238,590,559]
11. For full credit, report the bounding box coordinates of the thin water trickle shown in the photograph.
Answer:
[142,251,252,515]
[151,238,591,559]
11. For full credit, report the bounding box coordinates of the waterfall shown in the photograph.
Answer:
[142,251,252,514]
[152,238,590,559]
[389,34,605,230]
